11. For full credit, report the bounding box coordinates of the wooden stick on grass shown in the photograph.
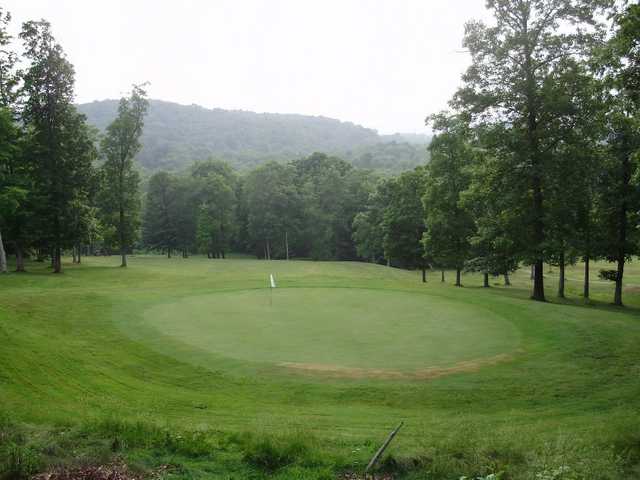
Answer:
[364,421,404,474]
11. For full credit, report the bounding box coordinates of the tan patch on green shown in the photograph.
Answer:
[279,353,515,380]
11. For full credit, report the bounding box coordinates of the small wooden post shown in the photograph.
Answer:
[364,422,404,474]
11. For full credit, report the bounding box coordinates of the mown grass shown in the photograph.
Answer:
[1,255,639,479]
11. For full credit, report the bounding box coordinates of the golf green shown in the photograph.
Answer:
[138,287,521,376]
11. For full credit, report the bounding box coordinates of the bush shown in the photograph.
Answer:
[599,269,619,282]
[242,434,314,472]
[0,443,40,480]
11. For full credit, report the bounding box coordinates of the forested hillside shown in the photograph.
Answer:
[78,99,428,173]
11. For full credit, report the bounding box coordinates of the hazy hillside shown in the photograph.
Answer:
[78,99,428,173]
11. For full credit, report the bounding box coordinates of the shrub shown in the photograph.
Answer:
[0,443,40,480]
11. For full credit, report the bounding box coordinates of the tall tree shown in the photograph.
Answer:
[352,179,391,264]
[454,0,610,301]
[20,20,95,273]
[597,3,640,306]
[422,113,475,287]
[245,161,299,259]
[99,84,148,267]
[381,167,429,281]
[143,171,180,257]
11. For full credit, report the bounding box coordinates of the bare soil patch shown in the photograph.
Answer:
[279,353,515,380]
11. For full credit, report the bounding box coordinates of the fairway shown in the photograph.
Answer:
[139,288,520,375]
[2,256,640,479]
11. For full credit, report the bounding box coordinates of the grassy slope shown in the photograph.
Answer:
[1,256,639,479]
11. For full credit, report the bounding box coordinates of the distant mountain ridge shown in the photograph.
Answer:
[77,99,429,173]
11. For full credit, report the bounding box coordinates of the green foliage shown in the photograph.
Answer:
[0,443,40,480]
[381,167,428,269]
[422,113,475,276]
[98,85,149,265]
[77,99,427,173]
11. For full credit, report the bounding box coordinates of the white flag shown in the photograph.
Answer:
[270,274,276,288]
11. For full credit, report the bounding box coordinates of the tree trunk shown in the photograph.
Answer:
[221,250,225,259]
[530,265,534,280]
[72,246,78,264]
[483,272,489,288]
[386,258,390,267]
[285,231,289,260]
[15,243,25,272]
[53,246,62,273]
[614,257,624,306]
[421,268,426,283]
[614,146,631,307]
[455,268,461,287]
[558,251,565,299]
[77,245,82,264]
[504,272,511,286]
[583,256,589,300]
[119,206,127,267]
[0,229,7,273]
[532,260,545,301]
[441,270,445,282]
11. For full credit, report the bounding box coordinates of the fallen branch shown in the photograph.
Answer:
[364,421,404,474]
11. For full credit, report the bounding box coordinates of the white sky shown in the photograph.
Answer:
[5,1,491,134]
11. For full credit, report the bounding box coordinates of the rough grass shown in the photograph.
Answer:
[1,255,639,478]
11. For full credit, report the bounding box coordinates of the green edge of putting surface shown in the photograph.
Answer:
[130,287,521,373]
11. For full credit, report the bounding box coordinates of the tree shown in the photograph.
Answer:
[461,130,523,288]
[20,21,95,273]
[596,4,640,306]
[352,179,391,264]
[381,167,429,281]
[143,171,180,257]
[454,0,611,300]
[194,172,236,259]
[99,84,148,267]
[245,162,299,259]
[422,113,475,287]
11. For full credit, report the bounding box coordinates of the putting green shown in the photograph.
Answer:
[138,287,520,377]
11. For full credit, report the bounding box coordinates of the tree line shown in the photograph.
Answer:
[0,11,148,273]
[354,1,640,306]
[1,1,639,308]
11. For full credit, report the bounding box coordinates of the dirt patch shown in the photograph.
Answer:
[340,474,394,480]
[279,353,515,380]
[32,463,150,480]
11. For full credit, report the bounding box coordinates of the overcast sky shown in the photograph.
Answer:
[5,1,491,134]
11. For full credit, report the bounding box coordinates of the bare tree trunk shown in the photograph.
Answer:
[53,246,62,273]
[266,239,271,260]
[221,250,225,259]
[530,265,534,280]
[583,256,589,300]
[285,231,289,260]
[77,244,82,264]
[532,260,545,301]
[614,147,630,306]
[119,205,127,267]
[167,247,171,259]
[558,251,565,298]
[614,257,624,306]
[483,272,489,288]
[504,272,511,286]
[15,243,25,272]
[386,258,390,266]
[72,246,78,264]
[441,270,445,282]
[455,268,461,287]
[421,268,426,283]
[0,229,7,273]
